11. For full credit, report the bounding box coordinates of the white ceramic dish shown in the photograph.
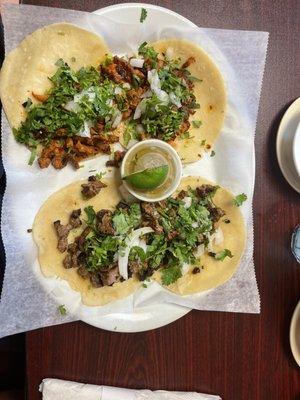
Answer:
[276,97,300,193]
[293,122,300,176]
[74,3,198,332]
[290,300,300,367]
[120,139,182,202]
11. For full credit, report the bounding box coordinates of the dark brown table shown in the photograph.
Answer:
[24,1,300,399]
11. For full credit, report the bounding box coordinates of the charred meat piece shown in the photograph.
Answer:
[53,221,71,253]
[106,150,126,168]
[100,264,120,286]
[128,260,141,276]
[81,176,107,199]
[177,190,188,200]
[77,266,89,278]
[54,209,83,253]
[75,227,91,251]
[96,210,115,235]
[181,56,196,69]
[63,245,83,269]
[101,57,132,83]
[167,230,178,241]
[149,218,164,234]
[116,201,130,211]
[126,87,146,109]
[69,209,82,229]
[141,202,164,234]
[92,132,119,144]
[89,272,103,288]
[208,205,225,223]
[177,120,190,138]
[196,184,217,199]
[141,202,157,218]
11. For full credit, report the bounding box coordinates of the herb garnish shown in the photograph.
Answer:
[233,193,247,206]
[140,8,147,23]
[58,304,67,315]
[215,249,233,261]
[192,120,202,128]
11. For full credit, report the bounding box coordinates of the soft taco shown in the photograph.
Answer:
[0,25,226,169]
[33,176,245,306]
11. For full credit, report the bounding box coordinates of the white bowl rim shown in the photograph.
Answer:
[290,300,300,367]
[292,121,300,177]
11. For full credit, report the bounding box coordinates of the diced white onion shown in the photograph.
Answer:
[182,196,192,209]
[192,222,199,228]
[114,86,123,95]
[133,99,147,120]
[118,227,154,280]
[127,139,139,148]
[213,227,224,246]
[207,228,224,251]
[64,89,95,112]
[130,58,144,68]
[122,83,131,90]
[141,89,152,98]
[182,263,190,275]
[64,100,78,112]
[77,120,93,138]
[169,92,182,108]
[112,110,122,129]
[194,244,205,258]
[165,47,174,60]
[147,69,169,103]
[136,124,144,134]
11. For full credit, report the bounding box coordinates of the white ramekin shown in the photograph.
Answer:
[120,139,182,202]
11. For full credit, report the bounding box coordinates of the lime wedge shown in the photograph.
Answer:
[123,165,169,190]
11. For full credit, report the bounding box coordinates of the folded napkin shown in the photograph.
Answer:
[40,379,221,400]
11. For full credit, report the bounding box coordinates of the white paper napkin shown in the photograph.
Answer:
[0,4,268,338]
[40,379,221,400]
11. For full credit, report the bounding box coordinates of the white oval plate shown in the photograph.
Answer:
[73,3,199,333]
[276,97,300,193]
[290,300,300,367]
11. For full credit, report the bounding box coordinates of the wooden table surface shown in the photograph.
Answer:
[23,1,300,399]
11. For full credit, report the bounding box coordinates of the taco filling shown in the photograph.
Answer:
[53,183,232,288]
[14,42,200,169]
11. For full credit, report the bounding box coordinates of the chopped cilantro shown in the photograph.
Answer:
[140,8,147,23]
[71,57,76,62]
[161,265,182,285]
[210,150,215,157]
[142,283,148,288]
[215,249,233,261]
[123,121,138,146]
[58,304,67,315]
[84,206,96,226]
[233,193,247,207]
[95,171,106,181]
[201,139,206,146]
[138,42,158,68]
[192,120,202,128]
[130,246,146,262]
[85,235,120,272]
[112,203,141,235]
[28,146,37,165]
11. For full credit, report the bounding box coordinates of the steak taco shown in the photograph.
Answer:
[33,176,245,306]
[0,25,226,169]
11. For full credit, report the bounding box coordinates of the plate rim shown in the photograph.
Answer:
[276,97,300,194]
[290,300,300,367]
[78,2,201,333]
